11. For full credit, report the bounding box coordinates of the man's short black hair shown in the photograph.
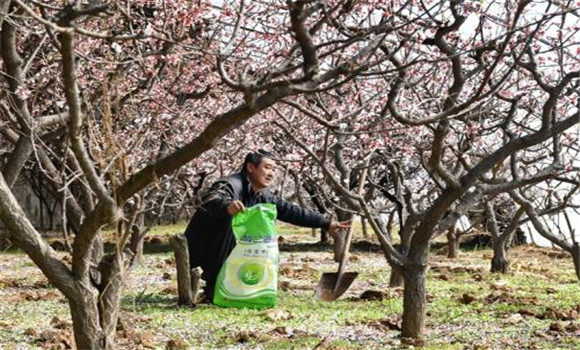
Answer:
[241,149,275,173]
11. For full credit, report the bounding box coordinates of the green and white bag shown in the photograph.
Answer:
[213,203,279,309]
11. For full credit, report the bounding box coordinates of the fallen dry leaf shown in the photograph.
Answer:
[161,285,178,295]
[518,308,537,317]
[549,322,565,333]
[460,293,477,305]
[24,328,37,336]
[262,309,292,322]
[135,332,157,349]
[379,317,402,331]
[166,337,189,349]
[35,329,74,349]
[271,326,294,336]
[279,267,298,278]
[359,290,388,301]
[51,316,71,330]
[233,330,271,343]
[278,280,291,291]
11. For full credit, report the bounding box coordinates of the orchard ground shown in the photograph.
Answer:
[0,223,578,350]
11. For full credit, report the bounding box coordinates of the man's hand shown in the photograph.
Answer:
[226,200,246,216]
[328,220,352,239]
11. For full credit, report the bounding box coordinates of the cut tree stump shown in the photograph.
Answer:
[169,234,203,306]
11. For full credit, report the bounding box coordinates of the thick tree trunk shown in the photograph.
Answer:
[446,228,459,259]
[401,263,427,339]
[98,253,127,340]
[491,240,510,273]
[69,296,112,350]
[73,252,131,350]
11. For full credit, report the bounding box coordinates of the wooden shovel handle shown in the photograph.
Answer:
[334,218,355,292]
[333,154,370,293]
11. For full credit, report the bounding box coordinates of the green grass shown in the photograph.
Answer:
[1,226,579,349]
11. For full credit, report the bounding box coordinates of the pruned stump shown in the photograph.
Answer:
[169,234,203,306]
[361,217,368,238]
[190,266,203,303]
[446,229,460,259]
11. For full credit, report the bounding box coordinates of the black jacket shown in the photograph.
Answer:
[185,172,330,298]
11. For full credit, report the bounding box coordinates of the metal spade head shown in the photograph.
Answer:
[314,271,358,301]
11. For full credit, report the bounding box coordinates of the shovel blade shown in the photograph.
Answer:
[314,272,358,301]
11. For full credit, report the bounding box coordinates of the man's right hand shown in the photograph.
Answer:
[226,200,246,216]
[328,220,352,239]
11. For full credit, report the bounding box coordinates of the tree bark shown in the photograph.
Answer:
[401,262,427,339]
[69,297,111,350]
[572,243,580,282]
[169,234,195,305]
[491,240,510,273]
[361,217,368,238]
[191,266,203,303]
[389,265,404,287]
[98,253,128,343]
[0,0,10,28]
[446,227,459,259]
[319,228,329,245]
[130,215,145,263]
[389,241,410,287]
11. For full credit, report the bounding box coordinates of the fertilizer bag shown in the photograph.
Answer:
[213,203,279,308]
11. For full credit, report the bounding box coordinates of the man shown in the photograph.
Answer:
[185,150,350,301]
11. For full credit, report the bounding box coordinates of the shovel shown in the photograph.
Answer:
[314,156,370,301]
[314,220,358,301]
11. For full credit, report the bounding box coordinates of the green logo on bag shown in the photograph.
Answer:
[239,262,264,285]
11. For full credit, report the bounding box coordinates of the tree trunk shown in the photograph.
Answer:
[361,217,368,238]
[69,295,112,350]
[572,243,580,282]
[401,262,427,339]
[333,228,346,263]
[319,228,329,244]
[97,253,127,342]
[446,228,459,259]
[491,240,509,273]
[170,234,195,305]
[389,265,404,287]
[0,231,11,250]
[130,215,145,263]
[389,243,409,287]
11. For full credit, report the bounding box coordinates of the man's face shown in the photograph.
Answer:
[247,157,276,191]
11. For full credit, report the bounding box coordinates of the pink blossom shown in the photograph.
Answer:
[15,86,31,100]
